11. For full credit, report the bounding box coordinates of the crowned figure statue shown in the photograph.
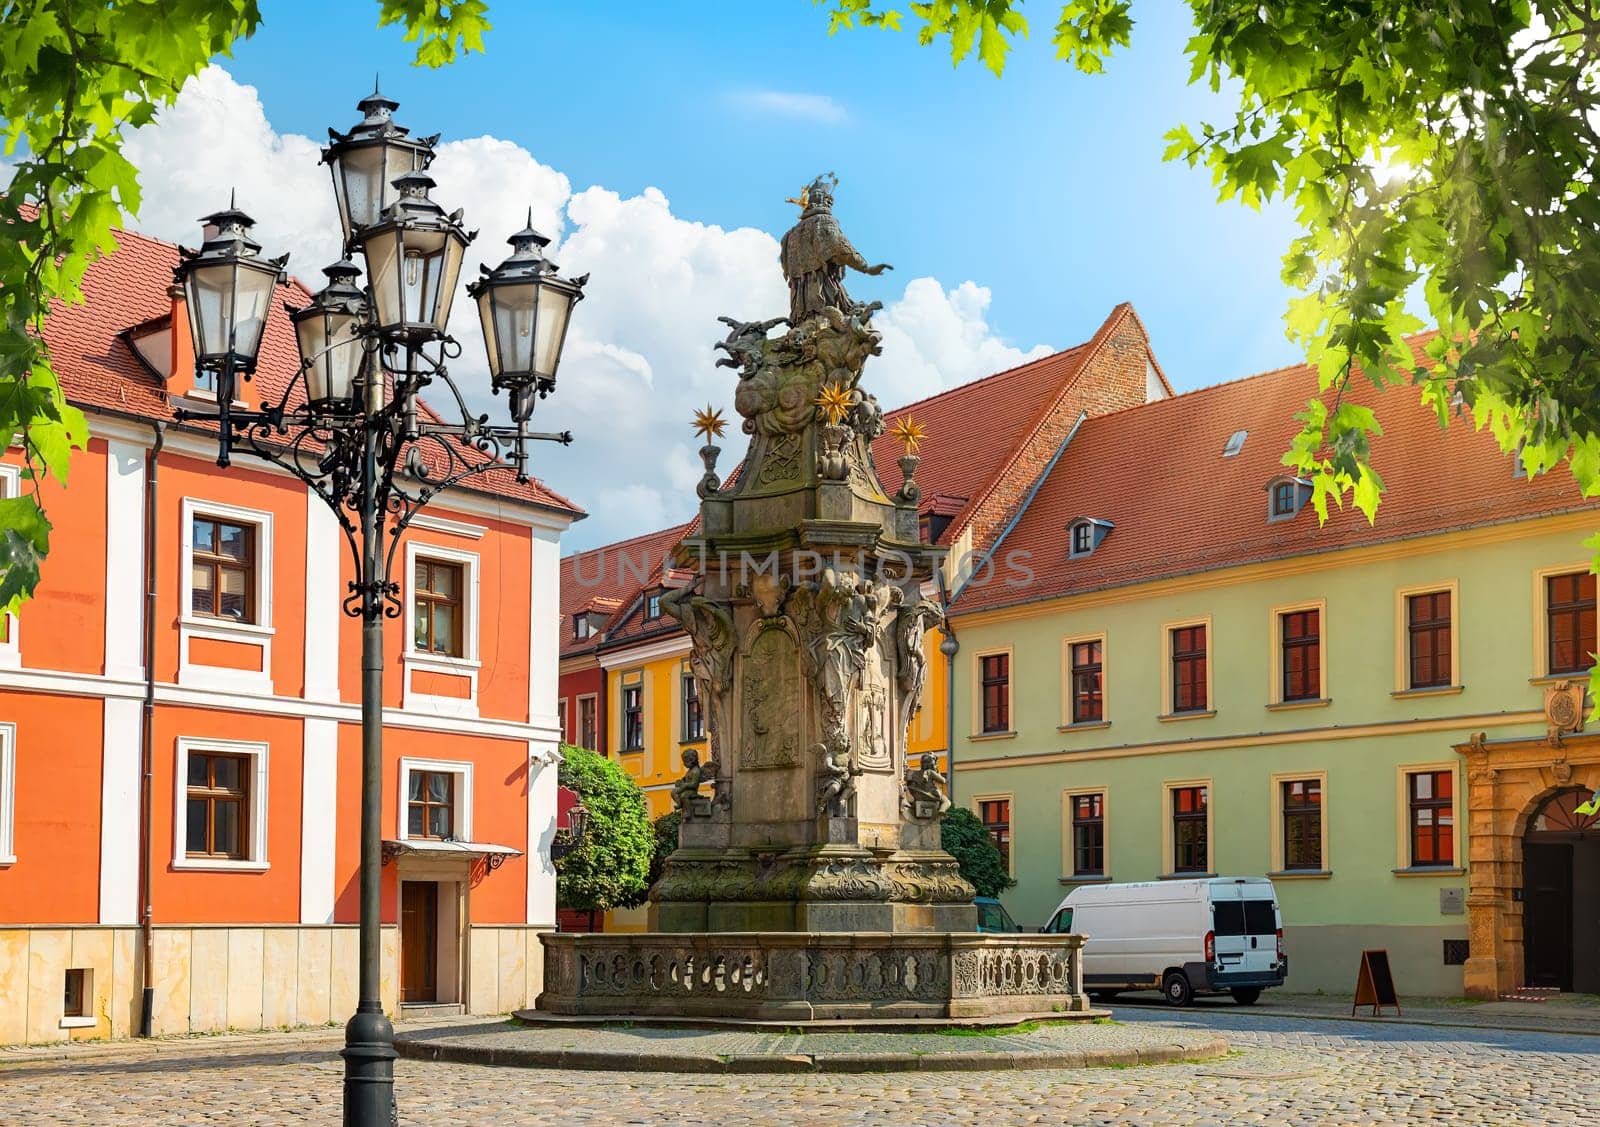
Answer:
[779,172,892,323]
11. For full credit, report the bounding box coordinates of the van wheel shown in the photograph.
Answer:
[1230,987,1262,1006]
[1162,971,1194,1007]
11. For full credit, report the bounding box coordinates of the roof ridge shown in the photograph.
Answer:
[944,302,1135,547]
[882,340,1083,419]
[1081,328,1443,425]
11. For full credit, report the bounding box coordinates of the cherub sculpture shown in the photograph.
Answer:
[902,752,951,818]
[672,748,710,814]
[815,740,860,816]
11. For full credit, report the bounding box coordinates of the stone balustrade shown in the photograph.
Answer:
[537,931,1089,1021]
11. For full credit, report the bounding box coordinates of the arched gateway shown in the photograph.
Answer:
[1457,704,1600,998]
[1521,788,1600,991]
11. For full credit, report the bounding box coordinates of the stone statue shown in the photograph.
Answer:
[672,748,710,814]
[896,600,942,746]
[794,569,901,759]
[661,584,735,758]
[780,173,891,324]
[815,740,860,816]
[903,753,951,818]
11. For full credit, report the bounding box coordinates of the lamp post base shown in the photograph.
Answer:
[341,1007,397,1127]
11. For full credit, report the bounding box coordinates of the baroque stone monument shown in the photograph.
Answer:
[537,175,1089,1021]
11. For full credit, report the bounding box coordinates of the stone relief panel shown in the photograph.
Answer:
[741,624,802,769]
[857,681,891,771]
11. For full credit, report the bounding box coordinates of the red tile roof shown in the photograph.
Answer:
[42,223,581,518]
[953,337,1596,614]
[872,343,1089,539]
[559,521,691,659]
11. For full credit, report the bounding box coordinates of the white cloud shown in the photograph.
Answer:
[871,278,1056,407]
[728,89,850,124]
[120,66,1051,549]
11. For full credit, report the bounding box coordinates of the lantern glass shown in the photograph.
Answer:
[364,224,466,337]
[185,257,277,368]
[533,281,576,382]
[296,306,364,406]
[330,142,428,241]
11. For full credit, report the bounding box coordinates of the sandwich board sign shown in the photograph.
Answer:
[1352,949,1401,1016]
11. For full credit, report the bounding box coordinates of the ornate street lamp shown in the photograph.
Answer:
[322,83,437,251]
[549,800,590,862]
[174,197,287,465]
[358,171,471,343]
[286,261,368,414]
[469,213,588,415]
[172,94,585,1127]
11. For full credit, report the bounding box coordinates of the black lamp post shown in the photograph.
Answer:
[173,89,587,1127]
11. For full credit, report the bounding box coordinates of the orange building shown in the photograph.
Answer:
[0,224,582,1042]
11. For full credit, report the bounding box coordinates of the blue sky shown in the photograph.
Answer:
[144,2,1307,547]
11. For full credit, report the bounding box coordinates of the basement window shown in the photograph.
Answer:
[61,968,94,1027]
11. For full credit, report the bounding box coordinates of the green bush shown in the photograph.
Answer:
[555,744,653,912]
[941,806,1016,899]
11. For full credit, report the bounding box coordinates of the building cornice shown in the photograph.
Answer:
[951,510,1599,628]
[597,632,691,669]
[957,708,1547,771]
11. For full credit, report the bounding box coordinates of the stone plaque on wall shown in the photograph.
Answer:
[741,626,801,769]
[1439,887,1464,915]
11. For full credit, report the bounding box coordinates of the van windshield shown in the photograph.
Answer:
[1214,900,1276,936]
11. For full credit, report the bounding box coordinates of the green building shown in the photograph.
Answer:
[945,347,1600,998]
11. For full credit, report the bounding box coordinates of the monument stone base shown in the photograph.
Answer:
[536,931,1092,1022]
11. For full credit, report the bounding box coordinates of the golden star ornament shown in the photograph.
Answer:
[692,405,728,440]
[891,415,926,454]
[814,382,854,427]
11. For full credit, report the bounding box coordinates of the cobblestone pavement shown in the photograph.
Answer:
[3,1007,1598,1125]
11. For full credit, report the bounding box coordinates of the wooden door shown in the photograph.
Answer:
[1523,843,1573,991]
[401,881,438,1003]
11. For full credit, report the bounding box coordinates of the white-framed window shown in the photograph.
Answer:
[0,721,15,864]
[402,541,481,717]
[0,465,21,668]
[172,737,270,871]
[577,693,598,750]
[1066,517,1113,559]
[397,757,473,843]
[178,498,275,694]
[557,697,569,744]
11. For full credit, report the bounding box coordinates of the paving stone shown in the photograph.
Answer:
[2,1008,1598,1124]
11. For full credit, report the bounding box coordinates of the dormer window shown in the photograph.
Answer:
[1067,517,1113,558]
[646,592,662,620]
[1267,476,1312,521]
[573,615,593,640]
[1223,430,1247,457]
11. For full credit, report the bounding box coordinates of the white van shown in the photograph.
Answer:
[1043,877,1287,1006]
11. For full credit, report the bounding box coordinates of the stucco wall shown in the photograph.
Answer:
[950,517,1592,997]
